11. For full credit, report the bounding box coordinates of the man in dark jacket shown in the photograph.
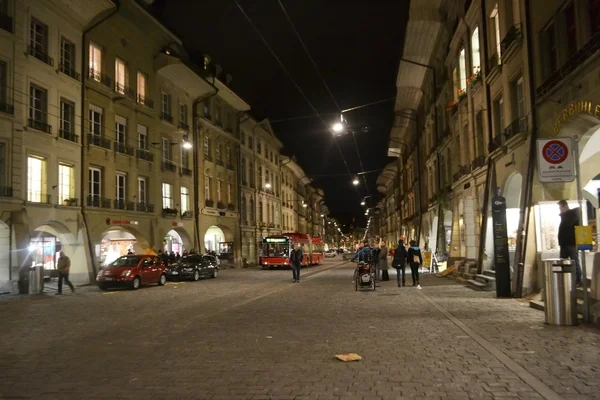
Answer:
[558,200,582,285]
[407,240,423,288]
[392,238,407,287]
[290,243,303,283]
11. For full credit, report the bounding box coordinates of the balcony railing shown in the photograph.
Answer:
[88,134,111,149]
[27,193,52,204]
[504,116,528,140]
[471,155,487,170]
[88,69,112,89]
[162,207,178,217]
[59,64,80,81]
[114,199,126,210]
[205,199,214,208]
[178,121,189,131]
[114,83,136,100]
[59,130,79,143]
[28,118,51,134]
[114,142,135,156]
[136,202,154,212]
[216,159,223,167]
[453,164,472,181]
[137,94,153,108]
[87,195,111,208]
[227,203,235,211]
[501,23,523,55]
[137,149,154,162]
[126,201,136,211]
[0,186,13,197]
[28,46,53,66]
[160,112,173,123]
[0,13,13,33]
[181,210,193,219]
[0,99,13,115]
[217,201,226,210]
[180,167,192,176]
[162,160,177,172]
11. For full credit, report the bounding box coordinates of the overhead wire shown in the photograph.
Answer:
[276,0,372,198]
[233,0,355,180]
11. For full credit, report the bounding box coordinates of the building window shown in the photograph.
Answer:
[115,115,127,144]
[249,162,254,186]
[490,4,501,62]
[29,85,47,124]
[162,137,171,161]
[248,136,253,149]
[27,156,46,202]
[226,146,231,167]
[250,197,255,222]
[216,144,222,163]
[471,27,480,73]
[89,42,102,80]
[137,124,147,149]
[204,135,210,157]
[216,179,222,201]
[161,92,171,118]
[475,111,485,158]
[591,0,600,36]
[137,72,147,103]
[493,95,504,135]
[241,157,247,183]
[458,48,466,91]
[258,165,263,187]
[60,99,75,134]
[30,18,48,58]
[203,102,210,118]
[181,147,189,168]
[89,167,102,202]
[137,177,146,204]
[0,61,6,105]
[116,173,126,204]
[180,187,189,213]
[512,76,525,119]
[257,139,262,154]
[543,24,558,78]
[204,176,211,199]
[115,58,127,94]
[89,104,102,136]
[259,201,263,222]
[241,197,247,223]
[60,37,76,77]
[58,163,74,203]
[162,183,173,209]
[215,105,221,124]
[564,2,577,57]
[179,104,187,125]
[227,183,232,204]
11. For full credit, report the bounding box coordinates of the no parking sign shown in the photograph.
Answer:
[536,138,575,183]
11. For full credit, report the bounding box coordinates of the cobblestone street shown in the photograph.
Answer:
[1,259,599,400]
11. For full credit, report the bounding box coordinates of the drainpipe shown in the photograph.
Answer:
[80,1,120,281]
[192,86,219,251]
[512,0,538,298]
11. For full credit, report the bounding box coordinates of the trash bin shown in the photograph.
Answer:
[543,258,577,326]
[28,264,44,295]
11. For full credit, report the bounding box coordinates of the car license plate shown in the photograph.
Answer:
[171,271,178,275]
[361,275,370,283]
[104,277,114,281]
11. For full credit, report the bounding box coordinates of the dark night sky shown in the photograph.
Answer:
[150,0,409,227]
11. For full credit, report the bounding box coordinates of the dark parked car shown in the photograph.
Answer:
[96,255,167,290]
[165,254,219,281]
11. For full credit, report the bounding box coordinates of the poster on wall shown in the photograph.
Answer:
[491,195,511,298]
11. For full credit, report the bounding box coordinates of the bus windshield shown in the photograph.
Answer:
[262,242,290,257]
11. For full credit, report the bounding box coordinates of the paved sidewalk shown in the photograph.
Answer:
[0,262,598,400]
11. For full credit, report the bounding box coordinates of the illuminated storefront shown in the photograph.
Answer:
[97,229,136,266]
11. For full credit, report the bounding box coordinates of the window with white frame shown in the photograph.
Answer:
[216,179,221,201]
[89,167,101,203]
[30,18,48,57]
[29,85,47,123]
[60,99,75,134]
[458,48,466,91]
[162,182,173,209]
[180,187,189,213]
[516,77,525,118]
[137,124,147,149]
[162,137,171,161]
[471,27,480,73]
[116,173,126,203]
[89,104,103,136]
[227,183,232,204]
[204,135,210,158]
[115,115,126,144]
[115,58,126,94]
[179,104,187,126]
[161,92,171,118]
[58,163,73,203]
[216,143,221,163]
[89,42,102,80]
[60,37,75,75]
[181,147,189,168]
[493,95,504,135]
[204,176,211,199]
[490,4,501,62]
[137,72,147,103]
[137,177,147,204]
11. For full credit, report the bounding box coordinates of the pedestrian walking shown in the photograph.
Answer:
[371,243,381,282]
[56,251,75,295]
[558,200,582,286]
[392,238,407,287]
[378,240,390,281]
[290,243,303,283]
[407,240,422,289]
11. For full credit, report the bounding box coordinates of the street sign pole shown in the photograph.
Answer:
[573,135,590,323]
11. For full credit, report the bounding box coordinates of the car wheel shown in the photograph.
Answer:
[131,276,141,290]
[98,285,107,291]
[192,269,200,281]
[212,269,218,279]
[157,274,167,286]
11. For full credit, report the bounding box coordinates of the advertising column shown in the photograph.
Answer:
[492,195,511,298]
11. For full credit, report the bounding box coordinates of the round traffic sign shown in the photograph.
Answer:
[542,140,568,165]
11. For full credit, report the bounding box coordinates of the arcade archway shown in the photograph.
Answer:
[503,172,523,268]
[204,225,234,255]
[163,228,192,255]
[99,226,149,266]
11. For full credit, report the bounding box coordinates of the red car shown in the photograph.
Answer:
[96,255,167,290]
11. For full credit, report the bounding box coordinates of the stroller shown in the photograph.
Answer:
[354,261,376,291]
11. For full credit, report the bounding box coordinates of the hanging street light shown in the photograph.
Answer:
[352,177,359,186]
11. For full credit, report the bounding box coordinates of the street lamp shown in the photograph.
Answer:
[360,200,365,206]
[352,177,359,186]
[265,182,272,189]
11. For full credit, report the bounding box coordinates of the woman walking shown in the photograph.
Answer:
[378,240,390,281]
[407,240,423,288]
[392,238,407,287]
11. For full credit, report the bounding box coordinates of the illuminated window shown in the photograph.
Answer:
[89,42,102,80]
[115,58,126,94]
[58,163,73,203]
[216,179,222,201]
[471,27,480,73]
[27,155,46,202]
[162,182,173,208]
[136,72,147,103]
[458,48,466,91]
[490,4,502,62]
[180,187,189,213]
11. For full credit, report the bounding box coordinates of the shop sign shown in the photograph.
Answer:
[112,219,138,225]
[536,138,575,183]
[491,195,511,298]
[422,251,432,269]
[171,221,184,227]
[553,101,600,135]
[575,225,593,251]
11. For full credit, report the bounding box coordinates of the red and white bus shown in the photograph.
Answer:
[260,232,323,268]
